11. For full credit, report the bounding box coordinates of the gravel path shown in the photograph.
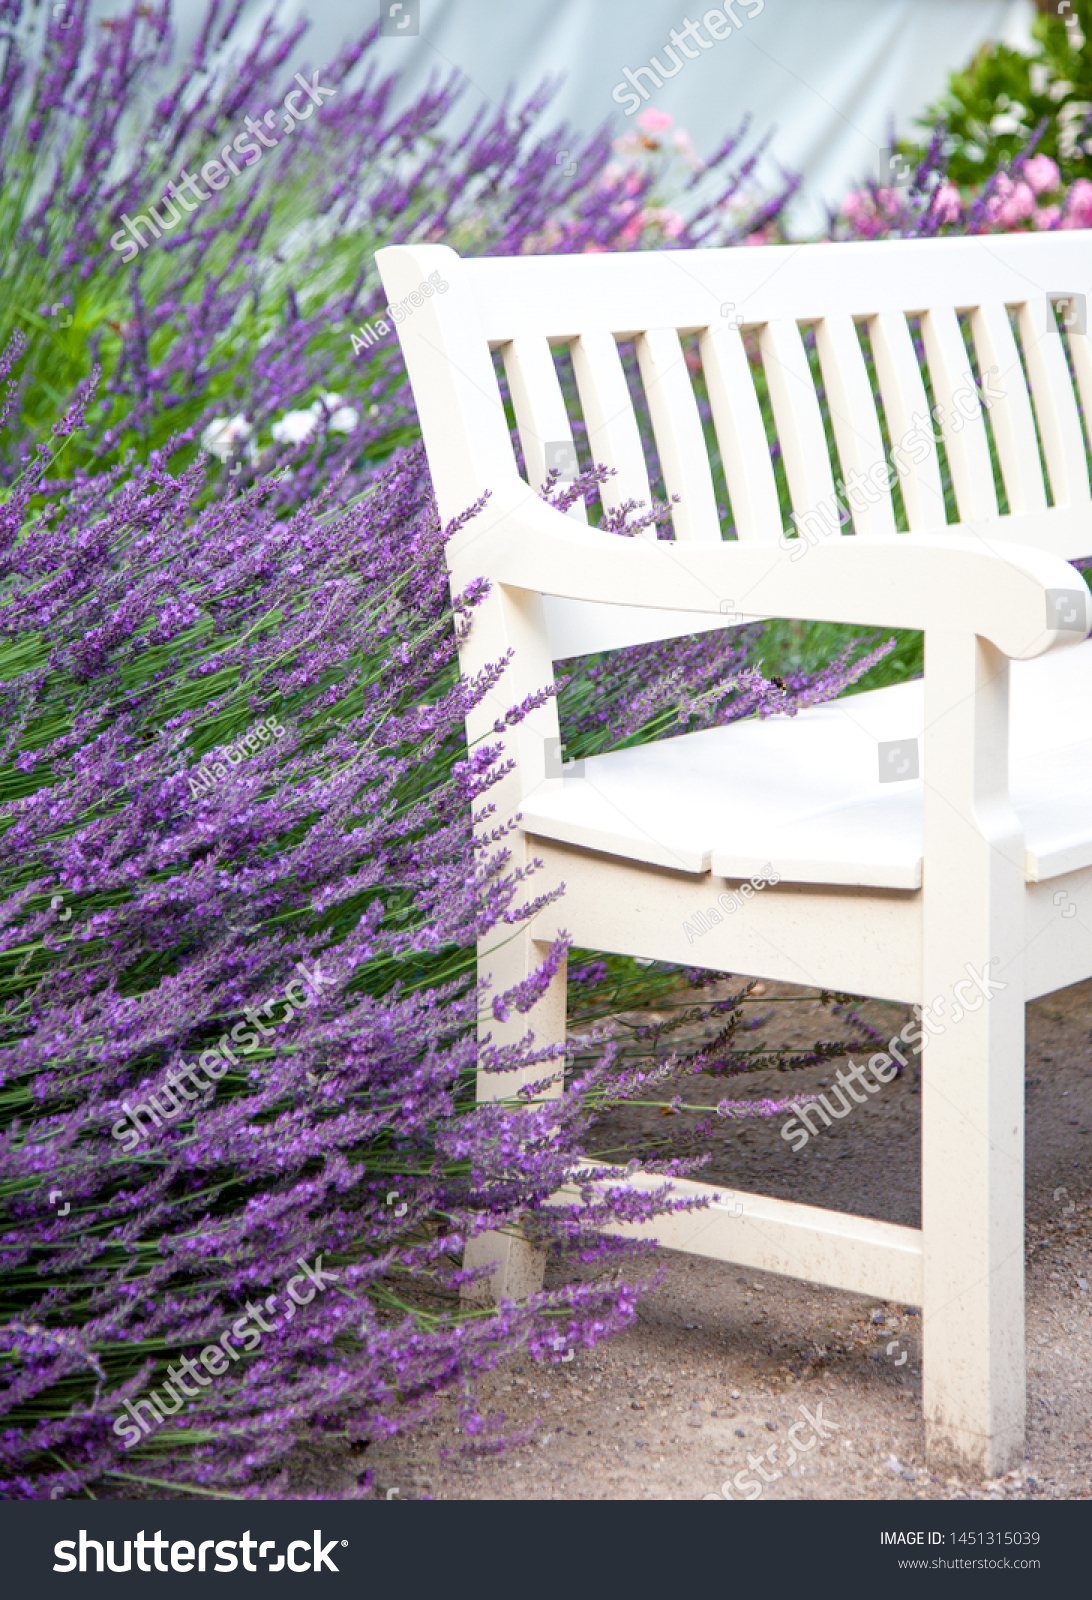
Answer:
[302,976,1092,1501]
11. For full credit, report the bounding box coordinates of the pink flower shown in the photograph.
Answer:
[985,171,1012,218]
[1023,154,1060,195]
[636,107,673,135]
[932,181,961,224]
[611,131,641,157]
[998,182,1036,226]
[1034,205,1061,230]
[987,174,1035,227]
[644,206,685,238]
[839,189,887,239]
[672,128,702,170]
[1061,177,1092,228]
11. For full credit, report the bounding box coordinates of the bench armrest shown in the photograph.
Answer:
[447,480,1090,661]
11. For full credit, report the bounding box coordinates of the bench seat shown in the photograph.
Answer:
[522,636,1092,888]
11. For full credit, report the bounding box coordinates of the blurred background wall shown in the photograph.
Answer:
[101,0,1039,231]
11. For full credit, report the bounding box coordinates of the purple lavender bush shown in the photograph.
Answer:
[0,385,713,1499]
[831,118,1092,240]
[1,0,795,501]
[0,329,891,1497]
[0,4,912,1504]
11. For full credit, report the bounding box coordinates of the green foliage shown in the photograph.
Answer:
[912,1,1092,182]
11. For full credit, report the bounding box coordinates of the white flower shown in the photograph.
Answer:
[201,414,252,462]
[272,392,360,447]
[311,391,359,434]
[271,409,319,445]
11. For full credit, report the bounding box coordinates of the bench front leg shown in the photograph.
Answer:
[921,631,1026,1476]
[463,925,567,1304]
[455,578,567,1303]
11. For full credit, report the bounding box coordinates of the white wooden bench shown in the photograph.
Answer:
[376,233,1092,1476]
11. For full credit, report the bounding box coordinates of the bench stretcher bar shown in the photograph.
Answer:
[553,1168,924,1306]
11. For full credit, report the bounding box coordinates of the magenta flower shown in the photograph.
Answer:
[1023,153,1061,195]
[636,107,674,136]
[1061,177,1092,229]
[931,181,962,224]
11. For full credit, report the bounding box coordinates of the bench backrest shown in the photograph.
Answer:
[376,234,1092,659]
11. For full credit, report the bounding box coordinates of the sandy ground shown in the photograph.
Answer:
[311,975,1092,1502]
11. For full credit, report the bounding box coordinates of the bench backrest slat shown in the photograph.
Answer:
[697,322,782,543]
[922,306,999,522]
[501,334,587,524]
[376,234,1092,660]
[970,303,1048,516]
[1018,297,1092,512]
[569,330,654,530]
[1072,321,1092,434]
[868,309,947,531]
[814,314,898,539]
[760,316,838,531]
[636,327,721,543]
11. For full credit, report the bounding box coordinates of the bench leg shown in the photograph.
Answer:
[462,931,567,1306]
[921,632,1025,1476]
